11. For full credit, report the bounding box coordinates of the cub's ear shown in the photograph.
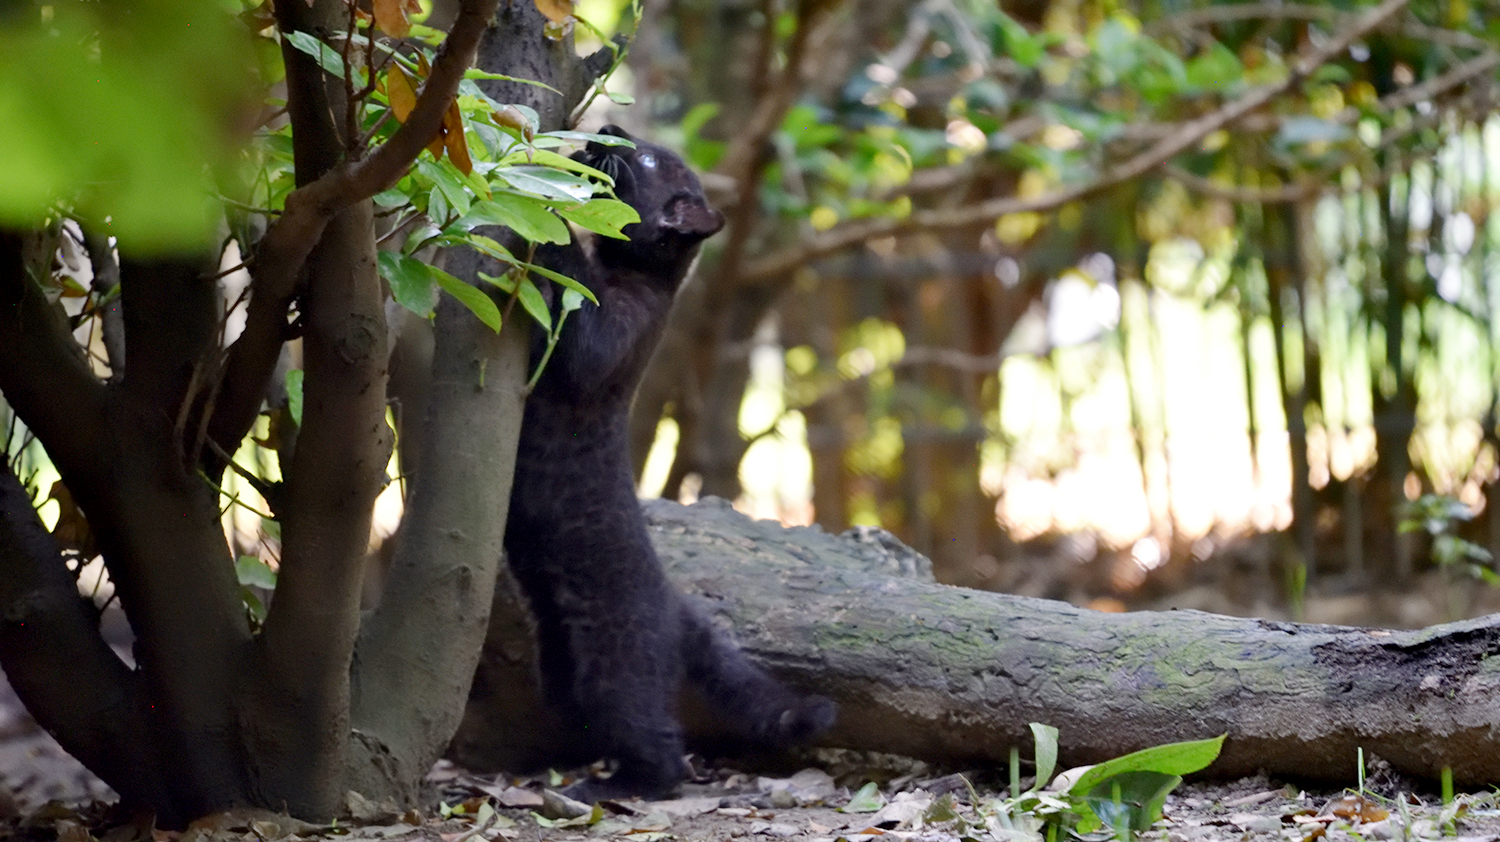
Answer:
[663,198,725,239]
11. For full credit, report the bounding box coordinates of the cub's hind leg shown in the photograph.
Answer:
[556,573,691,802]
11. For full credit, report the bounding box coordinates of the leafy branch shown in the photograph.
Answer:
[740,0,1412,286]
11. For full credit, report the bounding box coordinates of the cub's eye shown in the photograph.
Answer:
[638,153,657,168]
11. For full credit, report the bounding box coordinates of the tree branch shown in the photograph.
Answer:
[0,460,163,810]
[713,0,842,288]
[0,232,109,484]
[81,229,126,381]
[1147,1,1492,54]
[209,0,501,459]
[1164,50,1497,205]
[740,0,1412,286]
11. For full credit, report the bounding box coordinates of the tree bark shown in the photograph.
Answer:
[351,0,616,805]
[457,497,1500,788]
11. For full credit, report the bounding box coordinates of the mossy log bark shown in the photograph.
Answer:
[452,497,1500,788]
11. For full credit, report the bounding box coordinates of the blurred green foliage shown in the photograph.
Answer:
[0,1,255,251]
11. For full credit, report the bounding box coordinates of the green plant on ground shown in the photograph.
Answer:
[851,725,1225,842]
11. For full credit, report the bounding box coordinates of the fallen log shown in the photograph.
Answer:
[450,497,1500,787]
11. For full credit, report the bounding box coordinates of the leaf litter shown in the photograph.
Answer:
[8,754,1500,842]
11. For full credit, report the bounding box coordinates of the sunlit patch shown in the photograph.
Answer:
[945,119,987,154]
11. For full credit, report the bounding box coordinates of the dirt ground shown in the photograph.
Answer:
[5,684,1500,842]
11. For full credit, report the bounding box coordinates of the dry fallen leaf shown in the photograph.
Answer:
[532,0,574,23]
[372,0,423,37]
[491,105,534,144]
[1326,793,1389,823]
[383,63,418,124]
[48,480,95,558]
[442,100,473,175]
[55,820,93,842]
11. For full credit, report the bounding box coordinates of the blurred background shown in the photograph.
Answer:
[563,0,1500,627]
[11,0,1500,631]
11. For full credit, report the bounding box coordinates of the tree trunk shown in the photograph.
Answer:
[349,0,613,806]
[457,497,1500,788]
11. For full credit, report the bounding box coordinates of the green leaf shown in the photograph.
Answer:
[1067,735,1224,797]
[606,90,636,105]
[373,187,410,208]
[1310,64,1352,84]
[1030,722,1060,789]
[235,555,278,589]
[430,266,502,332]
[281,30,346,79]
[285,369,304,427]
[560,287,586,313]
[841,782,884,813]
[461,194,570,244]
[462,234,521,265]
[417,158,473,217]
[520,260,598,304]
[1084,771,1182,835]
[240,587,268,625]
[503,147,616,185]
[496,166,597,202]
[260,516,281,542]
[543,130,637,148]
[1185,42,1243,93]
[557,199,640,240]
[1274,116,1351,147]
[682,102,720,140]
[378,251,440,317]
[515,277,551,330]
[998,13,1043,68]
[0,3,252,251]
[462,69,562,94]
[427,186,450,227]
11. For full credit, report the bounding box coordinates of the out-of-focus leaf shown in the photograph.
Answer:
[1275,116,1351,147]
[1185,42,1243,93]
[235,555,278,589]
[998,13,1042,68]
[48,481,95,558]
[534,0,575,24]
[285,369,304,426]
[0,2,253,251]
[373,0,422,37]
[841,783,885,813]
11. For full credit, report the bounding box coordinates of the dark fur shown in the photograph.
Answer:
[504,126,835,802]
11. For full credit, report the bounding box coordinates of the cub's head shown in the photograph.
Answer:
[578,125,725,274]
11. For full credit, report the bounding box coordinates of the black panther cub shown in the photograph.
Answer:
[504,125,836,802]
